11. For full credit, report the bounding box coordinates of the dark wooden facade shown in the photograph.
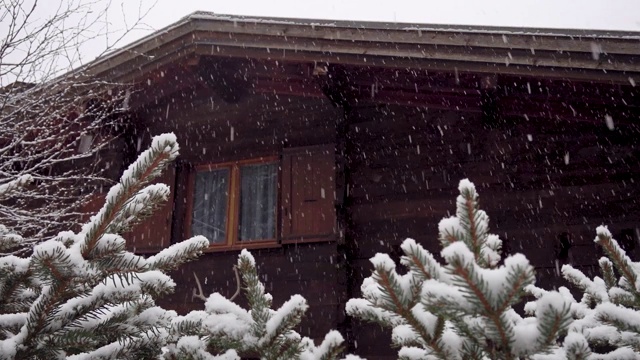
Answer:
[77,13,640,359]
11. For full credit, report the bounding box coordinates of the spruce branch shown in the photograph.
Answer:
[350,179,571,360]
[562,264,609,305]
[438,217,464,248]
[535,294,572,353]
[366,254,452,357]
[495,256,535,314]
[596,302,640,334]
[0,133,209,358]
[370,255,410,313]
[400,238,443,283]
[105,183,171,235]
[442,244,515,356]
[595,226,640,300]
[146,236,209,272]
[547,225,640,358]
[237,251,271,342]
[344,297,403,328]
[80,134,179,259]
[563,333,592,360]
[168,249,354,360]
[599,257,617,292]
[307,331,348,360]
[455,179,488,265]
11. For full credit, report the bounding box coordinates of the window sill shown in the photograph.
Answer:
[202,241,281,253]
[199,235,337,253]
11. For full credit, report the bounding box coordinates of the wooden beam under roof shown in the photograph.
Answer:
[129,55,640,125]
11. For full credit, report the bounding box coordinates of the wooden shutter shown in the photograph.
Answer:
[281,145,336,243]
[123,164,175,253]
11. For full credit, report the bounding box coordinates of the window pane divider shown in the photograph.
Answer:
[227,164,240,247]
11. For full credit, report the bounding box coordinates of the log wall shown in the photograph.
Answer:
[344,103,640,358]
[136,87,349,341]
[121,70,640,358]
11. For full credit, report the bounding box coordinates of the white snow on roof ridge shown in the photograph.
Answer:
[402,26,640,39]
[186,11,640,39]
[188,12,339,27]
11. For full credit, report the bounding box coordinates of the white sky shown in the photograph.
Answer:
[140,0,640,32]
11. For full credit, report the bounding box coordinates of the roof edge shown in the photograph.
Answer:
[62,11,640,86]
[186,11,640,39]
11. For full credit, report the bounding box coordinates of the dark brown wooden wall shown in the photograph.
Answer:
[346,104,640,271]
[344,103,640,358]
[107,68,640,359]
[138,87,339,162]
[157,243,347,342]
[135,87,348,341]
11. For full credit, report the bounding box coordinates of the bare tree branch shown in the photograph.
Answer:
[192,266,242,302]
[0,0,155,246]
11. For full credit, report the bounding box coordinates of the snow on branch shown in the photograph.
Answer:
[348,179,572,359]
[359,180,640,359]
[0,134,209,358]
[79,133,179,258]
[0,175,33,200]
[167,250,357,360]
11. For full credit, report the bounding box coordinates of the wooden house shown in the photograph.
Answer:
[75,13,640,358]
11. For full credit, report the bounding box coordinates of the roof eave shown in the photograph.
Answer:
[70,12,640,85]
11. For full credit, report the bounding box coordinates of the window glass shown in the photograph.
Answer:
[239,163,277,241]
[78,134,94,153]
[191,168,229,243]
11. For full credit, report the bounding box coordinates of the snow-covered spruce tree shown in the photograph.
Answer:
[166,249,361,360]
[0,133,209,359]
[346,179,572,360]
[525,227,640,359]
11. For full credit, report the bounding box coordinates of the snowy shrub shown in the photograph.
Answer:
[527,226,640,359]
[3,129,638,360]
[346,179,573,359]
[166,249,361,360]
[0,131,355,360]
[0,134,209,359]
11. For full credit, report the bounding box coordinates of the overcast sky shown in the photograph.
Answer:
[109,0,640,59]
[140,0,640,31]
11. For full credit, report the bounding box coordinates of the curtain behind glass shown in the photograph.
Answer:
[191,169,229,244]
[239,163,277,241]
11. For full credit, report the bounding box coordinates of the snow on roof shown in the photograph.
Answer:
[185,11,640,39]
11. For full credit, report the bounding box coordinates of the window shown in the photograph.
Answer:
[77,133,94,153]
[188,159,278,248]
[184,146,336,251]
[238,163,277,241]
[192,168,230,243]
